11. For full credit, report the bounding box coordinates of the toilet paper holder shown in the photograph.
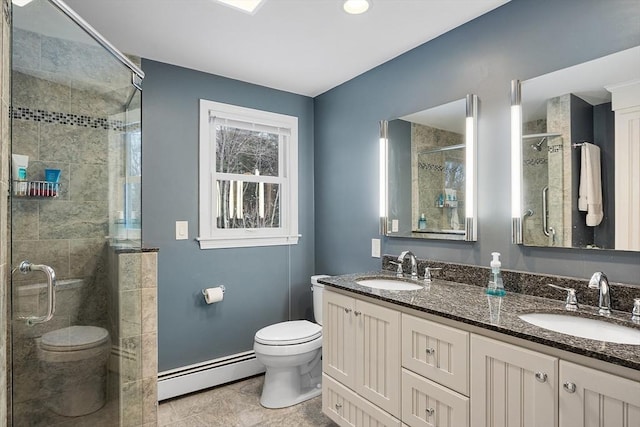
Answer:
[201,285,225,296]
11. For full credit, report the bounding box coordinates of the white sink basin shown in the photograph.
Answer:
[519,313,640,345]
[356,278,423,291]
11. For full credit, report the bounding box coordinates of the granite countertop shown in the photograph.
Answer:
[320,272,640,372]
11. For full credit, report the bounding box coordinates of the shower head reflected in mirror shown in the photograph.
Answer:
[523,132,562,152]
[531,137,547,151]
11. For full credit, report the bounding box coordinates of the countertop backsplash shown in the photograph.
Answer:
[381,255,639,313]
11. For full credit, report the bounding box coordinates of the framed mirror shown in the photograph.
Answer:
[381,94,477,241]
[511,46,640,251]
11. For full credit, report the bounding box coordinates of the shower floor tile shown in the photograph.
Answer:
[158,375,337,427]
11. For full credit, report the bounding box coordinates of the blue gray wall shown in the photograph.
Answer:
[141,60,315,371]
[144,0,640,372]
[314,0,640,284]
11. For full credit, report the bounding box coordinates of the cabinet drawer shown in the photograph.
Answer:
[401,369,469,427]
[323,374,401,427]
[401,314,469,395]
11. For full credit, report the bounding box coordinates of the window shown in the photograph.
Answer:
[198,100,298,249]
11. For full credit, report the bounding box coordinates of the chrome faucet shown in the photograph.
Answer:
[396,251,418,280]
[588,272,611,316]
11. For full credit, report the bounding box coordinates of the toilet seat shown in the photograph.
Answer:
[41,326,109,352]
[255,320,321,346]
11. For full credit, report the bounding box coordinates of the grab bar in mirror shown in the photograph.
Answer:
[542,186,550,237]
[15,260,57,325]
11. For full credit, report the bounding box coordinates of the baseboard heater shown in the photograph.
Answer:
[157,350,265,401]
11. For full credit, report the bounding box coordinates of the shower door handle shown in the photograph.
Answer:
[15,261,57,325]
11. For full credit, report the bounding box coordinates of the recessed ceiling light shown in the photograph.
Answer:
[213,0,266,14]
[12,0,34,7]
[343,0,370,15]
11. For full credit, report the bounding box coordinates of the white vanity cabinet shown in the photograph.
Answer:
[322,287,640,427]
[471,334,640,427]
[559,360,640,427]
[323,290,401,421]
[471,334,558,427]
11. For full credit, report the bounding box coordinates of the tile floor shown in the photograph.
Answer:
[158,375,337,427]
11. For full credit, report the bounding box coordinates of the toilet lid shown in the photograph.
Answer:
[41,326,110,352]
[255,320,321,346]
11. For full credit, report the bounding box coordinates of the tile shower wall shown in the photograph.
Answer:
[547,94,571,246]
[411,123,465,231]
[11,28,116,289]
[9,26,155,426]
[522,119,548,246]
[10,30,114,418]
[1,0,11,424]
[108,249,158,427]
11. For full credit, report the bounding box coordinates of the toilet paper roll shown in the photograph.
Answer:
[203,287,224,304]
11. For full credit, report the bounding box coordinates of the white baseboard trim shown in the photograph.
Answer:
[158,350,265,401]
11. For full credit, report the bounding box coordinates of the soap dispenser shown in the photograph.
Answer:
[486,252,506,296]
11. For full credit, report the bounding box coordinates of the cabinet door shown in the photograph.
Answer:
[402,368,469,427]
[355,299,402,418]
[323,290,356,388]
[470,334,558,427]
[323,374,401,427]
[402,314,469,396]
[559,360,640,427]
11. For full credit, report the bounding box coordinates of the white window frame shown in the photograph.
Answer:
[198,99,299,249]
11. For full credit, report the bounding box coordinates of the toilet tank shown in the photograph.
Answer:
[311,275,330,326]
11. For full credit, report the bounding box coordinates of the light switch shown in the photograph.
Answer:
[391,219,399,233]
[176,221,188,240]
[371,238,381,258]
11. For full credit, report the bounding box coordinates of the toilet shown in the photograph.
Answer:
[254,274,329,408]
[38,325,111,417]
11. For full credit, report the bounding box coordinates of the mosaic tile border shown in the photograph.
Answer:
[418,162,445,172]
[524,158,548,166]
[11,106,140,132]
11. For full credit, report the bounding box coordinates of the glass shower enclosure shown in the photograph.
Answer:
[10,0,144,425]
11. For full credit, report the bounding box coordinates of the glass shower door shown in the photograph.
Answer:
[11,1,144,425]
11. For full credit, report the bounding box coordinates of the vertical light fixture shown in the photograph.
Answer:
[379,120,388,234]
[465,94,478,241]
[511,80,523,244]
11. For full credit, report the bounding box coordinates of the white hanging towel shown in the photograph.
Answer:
[450,207,460,230]
[578,142,603,226]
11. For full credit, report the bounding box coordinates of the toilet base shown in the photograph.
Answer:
[46,377,106,417]
[260,365,322,409]
[40,357,108,417]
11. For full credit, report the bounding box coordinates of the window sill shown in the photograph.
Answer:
[197,234,300,249]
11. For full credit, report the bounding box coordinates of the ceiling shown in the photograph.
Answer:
[58,0,510,97]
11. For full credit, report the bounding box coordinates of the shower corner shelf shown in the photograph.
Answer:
[436,201,458,208]
[13,181,61,198]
